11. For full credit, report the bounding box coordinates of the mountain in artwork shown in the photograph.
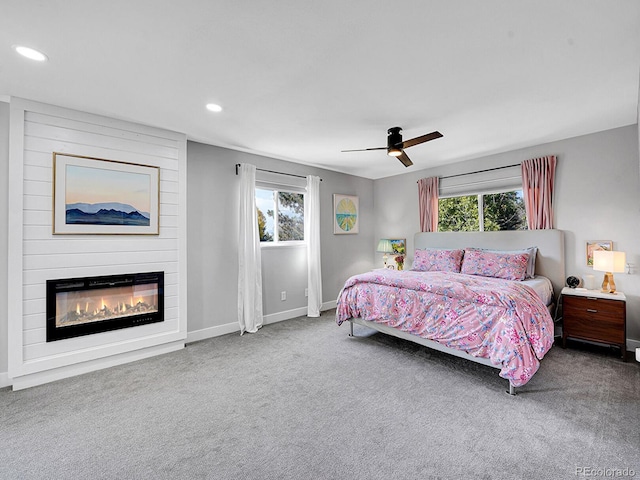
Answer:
[67,202,150,218]
[66,202,150,226]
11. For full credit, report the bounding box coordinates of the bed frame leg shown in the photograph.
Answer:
[349,320,354,337]
[506,383,516,396]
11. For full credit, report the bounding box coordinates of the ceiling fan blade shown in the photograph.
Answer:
[402,131,443,149]
[397,151,413,167]
[341,146,387,153]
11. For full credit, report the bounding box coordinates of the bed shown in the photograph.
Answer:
[336,229,565,394]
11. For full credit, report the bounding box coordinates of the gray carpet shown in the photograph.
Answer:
[1,310,638,480]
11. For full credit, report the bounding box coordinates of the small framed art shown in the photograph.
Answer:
[53,152,160,235]
[333,194,359,234]
[586,240,612,267]
[389,239,406,255]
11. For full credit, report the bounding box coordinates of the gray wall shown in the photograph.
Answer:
[187,141,374,334]
[0,102,8,374]
[374,125,640,344]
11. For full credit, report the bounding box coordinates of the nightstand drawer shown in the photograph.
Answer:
[563,314,625,344]
[563,304,625,325]
[563,295,624,317]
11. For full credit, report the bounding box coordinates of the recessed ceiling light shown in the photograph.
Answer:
[206,103,223,113]
[14,45,48,62]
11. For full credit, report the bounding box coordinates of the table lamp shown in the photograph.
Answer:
[376,239,394,268]
[592,250,626,294]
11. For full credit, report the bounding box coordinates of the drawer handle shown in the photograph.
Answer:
[586,297,598,301]
[586,309,598,313]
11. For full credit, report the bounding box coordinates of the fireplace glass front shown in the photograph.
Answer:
[46,272,164,341]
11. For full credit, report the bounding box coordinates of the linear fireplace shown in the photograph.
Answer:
[46,272,164,342]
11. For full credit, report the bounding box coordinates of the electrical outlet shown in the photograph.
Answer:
[304,288,308,297]
[281,291,286,301]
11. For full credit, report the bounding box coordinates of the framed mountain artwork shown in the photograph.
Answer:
[53,152,159,235]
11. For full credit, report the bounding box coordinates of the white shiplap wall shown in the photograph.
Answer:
[8,98,187,389]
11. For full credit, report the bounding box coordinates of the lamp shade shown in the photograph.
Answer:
[592,250,626,273]
[376,239,394,254]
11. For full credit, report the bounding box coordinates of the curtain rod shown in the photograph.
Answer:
[417,163,520,182]
[235,164,322,181]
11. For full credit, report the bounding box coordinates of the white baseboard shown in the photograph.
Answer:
[264,306,308,325]
[10,340,184,391]
[0,372,11,389]
[322,300,337,311]
[186,322,240,343]
[186,301,337,344]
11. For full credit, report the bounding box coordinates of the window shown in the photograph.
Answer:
[256,188,304,243]
[438,189,527,232]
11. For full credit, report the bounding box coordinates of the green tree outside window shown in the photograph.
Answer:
[438,190,526,232]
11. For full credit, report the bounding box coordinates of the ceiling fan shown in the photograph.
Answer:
[342,127,443,167]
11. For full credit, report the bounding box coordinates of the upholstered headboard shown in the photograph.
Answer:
[413,230,565,296]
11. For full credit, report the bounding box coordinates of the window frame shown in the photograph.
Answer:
[438,186,526,233]
[255,184,306,247]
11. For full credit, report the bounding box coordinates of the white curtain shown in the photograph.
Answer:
[305,175,322,317]
[237,163,263,334]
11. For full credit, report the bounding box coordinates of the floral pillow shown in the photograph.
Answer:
[466,246,537,278]
[460,249,529,281]
[412,248,464,273]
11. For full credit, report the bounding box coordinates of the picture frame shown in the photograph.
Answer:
[333,194,359,234]
[53,152,160,235]
[586,240,612,267]
[389,239,406,255]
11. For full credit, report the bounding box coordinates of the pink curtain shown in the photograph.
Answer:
[521,156,557,230]
[418,176,439,232]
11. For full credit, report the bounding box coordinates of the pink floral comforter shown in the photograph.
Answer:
[336,270,554,386]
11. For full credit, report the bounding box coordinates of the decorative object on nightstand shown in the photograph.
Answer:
[376,239,394,268]
[592,250,626,294]
[582,274,595,290]
[395,255,404,271]
[566,276,580,288]
[561,287,627,360]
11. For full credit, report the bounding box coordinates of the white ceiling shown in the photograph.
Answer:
[1,1,639,179]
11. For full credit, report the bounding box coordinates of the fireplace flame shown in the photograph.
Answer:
[56,281,159,329]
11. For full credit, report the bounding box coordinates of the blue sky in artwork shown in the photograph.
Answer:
[65,165,151,212]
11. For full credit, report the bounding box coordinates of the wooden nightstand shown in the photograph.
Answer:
[561,287,627,360]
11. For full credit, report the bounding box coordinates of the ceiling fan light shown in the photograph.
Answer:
[387,148,402,157]
[387,126,403,157]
